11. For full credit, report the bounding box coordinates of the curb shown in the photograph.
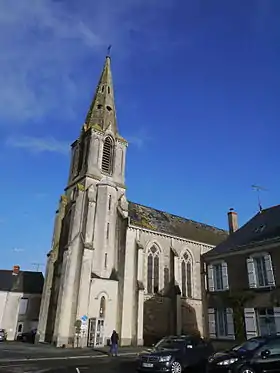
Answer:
[0,351,139,363]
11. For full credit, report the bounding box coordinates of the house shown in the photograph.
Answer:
[36,55,228,348]
[203,206,280,345]
[0,265,44,340]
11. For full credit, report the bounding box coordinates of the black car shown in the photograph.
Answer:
[137,335,214,373]
[207,335,280,373]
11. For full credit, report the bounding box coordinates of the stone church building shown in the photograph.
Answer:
[36,56,228,348]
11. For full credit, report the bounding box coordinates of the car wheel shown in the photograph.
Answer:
[239,366,255,373]
[171,361,182,373]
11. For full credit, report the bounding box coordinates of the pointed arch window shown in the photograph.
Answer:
[101,136,114,174]
[147,246,160,294]
[99,296,106,318]
[181,252,192,298]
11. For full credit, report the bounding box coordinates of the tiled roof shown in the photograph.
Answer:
[204,204,280,258]
[0,270,44,294]
[128,202,228,246]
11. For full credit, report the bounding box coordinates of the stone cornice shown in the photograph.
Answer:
[128,224,215,251]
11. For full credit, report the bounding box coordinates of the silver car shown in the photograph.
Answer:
[0,329,6,342]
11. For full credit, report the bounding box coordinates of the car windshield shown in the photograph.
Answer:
[232,338,265,352]
[0,331,5,336]
[155,338,186,350]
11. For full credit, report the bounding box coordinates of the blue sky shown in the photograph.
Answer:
[0,0,280,271]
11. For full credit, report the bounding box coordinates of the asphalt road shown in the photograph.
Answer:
[0,355,138,373]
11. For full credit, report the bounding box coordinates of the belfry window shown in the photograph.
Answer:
[101,136,114,174]
[147,246,160,294]
[181,251,192,298]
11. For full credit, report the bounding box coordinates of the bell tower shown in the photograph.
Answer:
[39,55,129,347]
[67,55,127,189]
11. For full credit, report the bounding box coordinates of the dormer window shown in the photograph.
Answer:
[106,106,112,112]
[101,136,114,174]
[108,86,111,94]
[97,104,103,109]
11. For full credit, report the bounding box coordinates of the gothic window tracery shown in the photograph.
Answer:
[101,136,114,174]
[181,251,192,298]
[147,246,160,294]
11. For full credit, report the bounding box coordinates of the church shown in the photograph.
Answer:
[36,55,228,348]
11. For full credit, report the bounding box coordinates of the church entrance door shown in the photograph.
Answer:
[87,318,105,347]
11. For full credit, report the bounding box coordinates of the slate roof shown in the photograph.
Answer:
[0,270,44,294]
[204,204,280,258]
[128,202,228,246]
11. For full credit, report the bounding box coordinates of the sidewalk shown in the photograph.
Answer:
[0,342,146,362]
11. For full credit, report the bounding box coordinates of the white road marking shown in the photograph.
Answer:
[76,368,80,373]
[0,351,138,363]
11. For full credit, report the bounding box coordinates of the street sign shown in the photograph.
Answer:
[81,315,88,323]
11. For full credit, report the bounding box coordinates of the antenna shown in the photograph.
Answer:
[252,184,267,212]
[31,263,44,272]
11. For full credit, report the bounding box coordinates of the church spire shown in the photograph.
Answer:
[84,55,118,134]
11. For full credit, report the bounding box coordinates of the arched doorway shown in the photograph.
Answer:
[87,296,106,347]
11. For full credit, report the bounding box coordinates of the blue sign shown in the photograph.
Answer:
[81,315,88,322]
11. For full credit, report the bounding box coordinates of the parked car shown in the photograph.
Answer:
[207,335,280,373]
[0,329,7,342]
[137,335,214,373]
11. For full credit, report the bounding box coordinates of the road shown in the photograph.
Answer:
[0,355,138,373]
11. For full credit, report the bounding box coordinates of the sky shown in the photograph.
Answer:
[0,0,280,271]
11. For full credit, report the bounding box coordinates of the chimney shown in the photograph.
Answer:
[12,265,20,276]
[228,208,238,234]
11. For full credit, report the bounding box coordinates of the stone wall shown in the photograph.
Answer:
[143,295,175,346]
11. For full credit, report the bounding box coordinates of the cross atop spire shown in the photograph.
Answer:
[84,54,118,134]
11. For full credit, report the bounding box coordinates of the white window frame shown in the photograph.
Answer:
[208,308,235,340]
[246,252,275,289]
[207,261,229,292]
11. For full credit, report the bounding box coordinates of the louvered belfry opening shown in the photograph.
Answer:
[102,136,114,174]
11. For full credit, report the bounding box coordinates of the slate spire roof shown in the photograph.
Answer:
[204,204,280,258]
[84,55,118,134]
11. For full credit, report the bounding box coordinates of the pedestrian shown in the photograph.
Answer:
[110,330,119,357]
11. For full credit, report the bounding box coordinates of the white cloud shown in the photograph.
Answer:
[6,136,69,155]
[125,129,152,149]
[0,0,177,126]
[13,248,25,253]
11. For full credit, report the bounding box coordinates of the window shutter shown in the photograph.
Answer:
[222,262,229,290]
[208,308,216,339]
[226,308,235,340]
[274,307,280,333]
[207,265,215,292]
[244,308,258,339]
[246,257,257,288]
[264,254,275,287]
